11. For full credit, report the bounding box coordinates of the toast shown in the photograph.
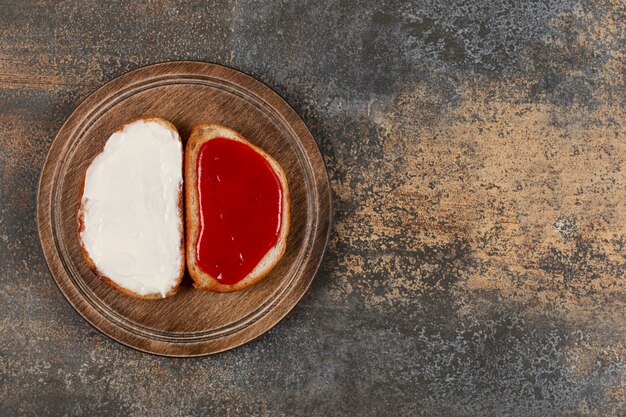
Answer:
[77,117,185,299]
[185,124,290,292]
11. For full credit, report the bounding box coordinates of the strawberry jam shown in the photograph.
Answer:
[195,138,283,285]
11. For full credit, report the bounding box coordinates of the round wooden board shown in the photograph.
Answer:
[37,61,331,357]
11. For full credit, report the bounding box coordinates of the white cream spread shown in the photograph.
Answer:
[79,119,183,297]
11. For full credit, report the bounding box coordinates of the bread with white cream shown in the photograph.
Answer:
[77,117,185,299]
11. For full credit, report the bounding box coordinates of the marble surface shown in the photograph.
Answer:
[1,1,624,415]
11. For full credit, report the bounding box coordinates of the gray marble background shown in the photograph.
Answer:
[1,1,624,416]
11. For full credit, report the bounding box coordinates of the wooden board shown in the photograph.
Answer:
[37,61,331,357]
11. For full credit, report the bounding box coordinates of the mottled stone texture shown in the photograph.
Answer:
[1,0,624,416]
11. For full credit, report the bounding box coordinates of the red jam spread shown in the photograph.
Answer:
[195,138,283,285]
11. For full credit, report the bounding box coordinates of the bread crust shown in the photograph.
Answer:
[77,116,185,300]
[185,124,290,292]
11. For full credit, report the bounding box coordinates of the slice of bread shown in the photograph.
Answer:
[185,124,290,292]
[77,117,185,299]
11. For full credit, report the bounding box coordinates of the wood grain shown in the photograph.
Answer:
[37,61,331,356]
